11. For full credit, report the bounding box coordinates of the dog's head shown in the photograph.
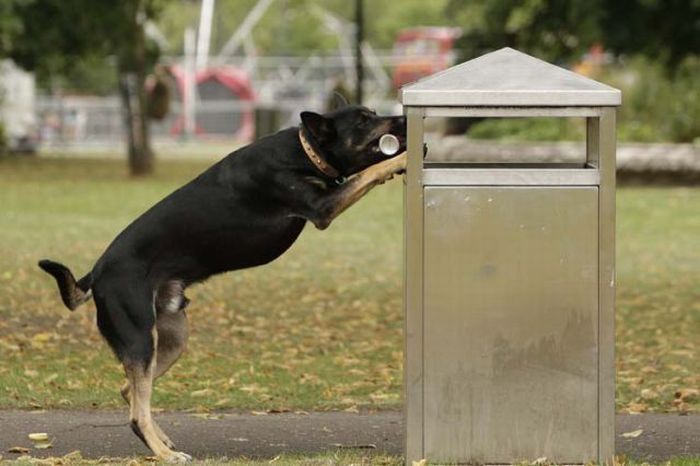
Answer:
[300,105,407,177]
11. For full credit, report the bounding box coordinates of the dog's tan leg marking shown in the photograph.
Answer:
[125,329,191,463]
[314,152,407,230]
[121,311,189,450]
[122,378,176,450]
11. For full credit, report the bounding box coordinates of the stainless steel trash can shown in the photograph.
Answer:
[401,48,621,465]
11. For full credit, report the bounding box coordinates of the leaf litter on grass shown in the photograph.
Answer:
[0,159,697,414]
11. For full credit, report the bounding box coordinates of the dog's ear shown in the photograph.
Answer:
[300,111,337,143]
[331,91,350,110]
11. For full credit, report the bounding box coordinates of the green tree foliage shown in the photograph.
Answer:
[4,0,165,175]
[606,56,700,143]
[0,0,25,57]
[0,0,116,94]
[364,0,455,50]
[446,0,602,63]
[446,0,699,72]
[602,0,700,71]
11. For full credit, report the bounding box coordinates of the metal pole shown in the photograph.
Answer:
[596,107,617,464]
[195,0,216,70]
[354,0,363,105]
[404,106,425,464]
[218,0,275,59]
[183,27,196,139]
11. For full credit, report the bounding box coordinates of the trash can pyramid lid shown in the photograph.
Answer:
[400,47,621,107]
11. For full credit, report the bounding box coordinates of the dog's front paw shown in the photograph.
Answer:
[163,451,192,463]
[390,152,408,172]
[378,152,407,178]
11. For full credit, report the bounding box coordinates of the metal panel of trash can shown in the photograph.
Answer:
[423,186,599,463]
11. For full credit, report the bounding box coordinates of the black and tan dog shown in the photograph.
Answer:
[39,105,407,462]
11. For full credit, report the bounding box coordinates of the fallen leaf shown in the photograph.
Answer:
[199,413,224,420]
[626,402,648,414]
[331,443,377,449]
[32,332,52,343]
[8,446,30,454]
[28,433,49,441]
[675,388,699,402]
[62,451,83,461]
[190,388,214,397]
[412,460,427,466]
[267,408,291,414]
[670,349,694,357]
[621,429,643,438]
[673,400,689,412]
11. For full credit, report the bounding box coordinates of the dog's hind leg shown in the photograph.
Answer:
[125,352,192,463]
[94,278,191,463]
[121,307,189,449]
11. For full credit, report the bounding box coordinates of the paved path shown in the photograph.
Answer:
[1,410,698,462]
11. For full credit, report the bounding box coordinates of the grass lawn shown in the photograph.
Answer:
[0,156,697,414]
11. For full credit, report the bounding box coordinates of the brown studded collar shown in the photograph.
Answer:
[298,127,341,180]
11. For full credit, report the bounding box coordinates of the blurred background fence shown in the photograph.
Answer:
[33,52,407,150]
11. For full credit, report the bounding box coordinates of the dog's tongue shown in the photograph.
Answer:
[379,134,400,155]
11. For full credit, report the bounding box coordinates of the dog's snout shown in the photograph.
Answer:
[393,115,407,134]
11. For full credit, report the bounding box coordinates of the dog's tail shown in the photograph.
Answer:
[38,259,93,311]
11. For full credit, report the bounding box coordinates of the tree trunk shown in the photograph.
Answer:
[118,71,153,176]
[118,0,153,176]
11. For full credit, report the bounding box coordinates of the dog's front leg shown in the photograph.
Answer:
[312,152,407,230]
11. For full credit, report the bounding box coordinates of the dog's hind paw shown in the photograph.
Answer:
[164,451,192,463]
